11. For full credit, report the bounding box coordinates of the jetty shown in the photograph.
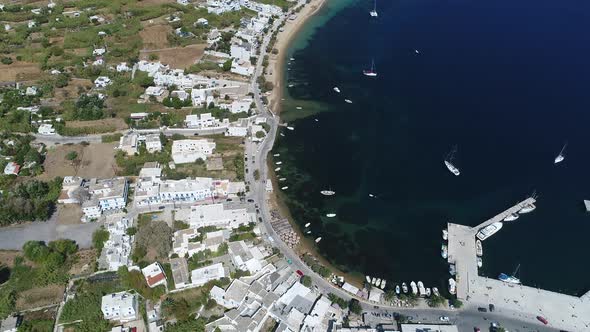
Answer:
[447,198,590,331]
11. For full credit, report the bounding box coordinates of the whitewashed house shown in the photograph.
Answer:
[171,139,216,163]
[101,292,138,322]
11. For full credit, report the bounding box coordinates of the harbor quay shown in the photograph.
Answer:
[447,198,590,331]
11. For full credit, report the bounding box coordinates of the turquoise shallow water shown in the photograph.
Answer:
[275,0,590,296]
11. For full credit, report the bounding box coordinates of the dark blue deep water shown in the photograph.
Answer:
[274,0,590,296]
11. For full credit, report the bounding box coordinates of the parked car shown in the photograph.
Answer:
[536,316,548,325]
[489,303,495,312]
[473,328,480,332]
[477,307,487,312]
[296,270,304,277]
[439,316,450,322]
[248,199,254,202]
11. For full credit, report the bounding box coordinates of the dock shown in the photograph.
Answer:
[447,198,590,331]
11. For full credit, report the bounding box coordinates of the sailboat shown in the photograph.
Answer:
[444,146,460,176]
[498,264,521,284]
[369,0,378,17]
[363,59,378,77]
[554,142,567,164]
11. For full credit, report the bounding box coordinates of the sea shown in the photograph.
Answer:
[273,0,590,296]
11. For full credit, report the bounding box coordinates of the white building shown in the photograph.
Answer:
[93,48,106,56]
[25,86,38,96]
[191,262,225,287]
[181,203,254,229]
[230,99,252,114]
[228,241,265,274]
[142,262,167,288]
[116,62,131,72]
[58,176,84,204]
[231,59,255,76]
[159,178,213,203]
[170,90,189,101]
[227,118,249,137]
[101,214,134,271]
[143,134,162,153]
[145,86,166,97]
[37,123,55,135]
[184,113,226,129]
[101,291,138,322]
[94,76,112,88]
[82,177,128,220]
[230,43,253,63]
[3,162,19,176]
[172,228,226,258]
[118,133,139,155]
[137,61,169,77]
[171,139,216,163]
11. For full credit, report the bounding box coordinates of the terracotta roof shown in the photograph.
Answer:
[147,273,166,287]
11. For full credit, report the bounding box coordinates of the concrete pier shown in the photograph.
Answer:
[447,198,590,331]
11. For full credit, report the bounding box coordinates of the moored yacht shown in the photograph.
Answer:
[369,0,378,17]
[499,264,521,284]
[326,213,336,218]
[315,237,322,243]
[476,222,503,241]
[417,281,426,296]
[363,59,378,77]
[410,281,418,295]
[554,143,567,164]
[375,278,381,287]
[448,278,456,295]
[333,87,341,93]
[442,229,448,240]
[345,99,353,104]
[395,284,401,294]
[504,213,519,221]
[366,276,371,284]
[275,167,281,172]
[371,277,377,285]
[519,203,536,214]
[320,190,336,196]
[281,186,288,190]
[432,287,440,297]
[287,126,295,131]
[444,146,460,176]
[304,222,311,227]
[441,244,448,259]
[477,257,483,268]
[425,288,431,297]
[476,240,483,256]
[402,282,408,293]
[380,279,386,289]
[449,264,456,276]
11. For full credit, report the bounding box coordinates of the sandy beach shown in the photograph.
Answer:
[263,0,367,290]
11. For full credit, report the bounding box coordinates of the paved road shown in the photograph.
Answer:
[0,209,101,249]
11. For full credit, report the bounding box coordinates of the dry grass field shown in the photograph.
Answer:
[42,143,118,179]
[140,44,207,69]
[0,61,41,82]
[140,24,172,49]
[15,284,65,311]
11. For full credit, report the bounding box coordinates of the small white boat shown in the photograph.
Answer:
[371,277,377,285]
[519,203,536,214]
[288,84,294,88]
[320,190,335,196]
[477,257,483,268]
[369,0,378,17]
[315,237,322,243]
[415,49,420,54]
[275,161,282,165]
[333,87,341,93]
[442,229,448,240]
[287,126,294,131]
[476,239,483,256]
[368,193,375,198]
[504,213,519,221]
[366,276,371,283]
[273,153,280,157]
[417,281,426,296]
[476,222,503,241]
[290,57,295,61]
[380,279,386,289]
[279,178,287,181]
[375,278,381,287]
[345,99,353,104]
[306,231,311,234]
[281,186,288,190]
[448,278,456,295]
[280,133,285,137]
[432,287,440,297]
[441,244,448,259]
[326,213,336,218]
[444,146,460,176]
[554,143,567,164]
[449,264,456,275]
[296,106,302,110]
[304,222,311,227]
[275,167,281,172]
[395,284,400,294]
[363,59,378,77]
[425,288,431,297]
[314,119,319,122]
[402,282,408,293]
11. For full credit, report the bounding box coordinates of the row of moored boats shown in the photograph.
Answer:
[366,275,442,298]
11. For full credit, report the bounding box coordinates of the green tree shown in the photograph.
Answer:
[255,131,265,139]
[301,275,312,287]
[253,169,260,181]
[0,289,16,320]
[92,228,109,252]
[450,297,463,308]
[222,59,232,71]
[65,151,78,160]
[126,227,137,236]
[348,299,362,315]
[73,95,105,120]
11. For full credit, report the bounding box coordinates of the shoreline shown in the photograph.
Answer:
[264,0,366,290]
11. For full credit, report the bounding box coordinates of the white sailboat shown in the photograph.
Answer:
[444,146,460,176]
[363,59,378,77]
[369,0,378,17]
[504,213,519,221]
[554,143,567,164]
[395,284,400,294]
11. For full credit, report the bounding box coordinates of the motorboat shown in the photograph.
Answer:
[326,213,336,218]
[504,213,519,221]
[333,87,341,93]
[372,277,377,285]
[441,244,448,259]
[279,178,286,181]
[304,222,311,227]
[288,84,294,88]
[369,0,378,17]
[273,153,280,157]
[449,264,456,276]
[476,240,483,256]
[366,276,371,283]
[519,203,536,214]
[280,133,285,137]
[442,229,448,240]
[425,288,431,297]
[368,193,375,198]
[448,278,456,295]
[380,279,386,289]
[275,167,281,172]
[417,281,426,296]
[410,281,418,295]
[395,284,401,294]
[375,278,381,287]
[476,222,503,241]
[477,257,483,268]
[281,186,288,190]
[287,126,294,131]
[402,282,408,293]
[275,161,282,165]
[444,146,460,176]
[345,99,353,104]
[320,190,336,196]
[315,237,322,243]
[296,107,302,110]
[290,57,295,61]
[432,287,440,297]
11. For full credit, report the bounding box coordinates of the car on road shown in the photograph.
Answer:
[473,328,480,332]
[296,270,304,277]
[536,316,548,325]
[248,199,254,202]
[477,307,487,312]
[158,206,165,210]
[439,316,450,322]
[226,198,232,202]
[488,303,495,312]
